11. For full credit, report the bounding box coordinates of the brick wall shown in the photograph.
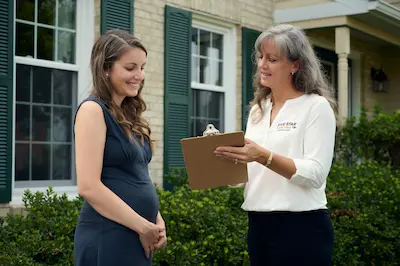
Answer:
[274,0,332,9]
[92,0,273,186]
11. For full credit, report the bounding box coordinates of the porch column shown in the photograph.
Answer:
[335,27,350,125]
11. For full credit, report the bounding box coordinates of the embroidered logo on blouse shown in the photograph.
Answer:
[277,121,297,131]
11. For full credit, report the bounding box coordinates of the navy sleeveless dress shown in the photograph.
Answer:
[73,95,159,266]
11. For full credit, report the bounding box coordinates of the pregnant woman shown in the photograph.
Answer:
[73,29,166,265]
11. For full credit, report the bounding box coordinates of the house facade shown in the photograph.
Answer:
[0,0,399,210]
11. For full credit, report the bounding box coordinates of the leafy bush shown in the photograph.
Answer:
[335,106,400,168]
[0,187,83,266]
[0,161,399,265]
[327,160,400,265]
[153,186,249,266]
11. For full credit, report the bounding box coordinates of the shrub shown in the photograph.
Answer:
[153,186,249,266]
[335,106,400,168]
[0,187,82,266]
[327,160,400,265]
[0,161,399,265]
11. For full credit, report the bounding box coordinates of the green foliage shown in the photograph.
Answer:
[0,187,83,266]
[335,106,400,168]
[327,161,400,265]
[152,186,249,266]
[0,160,399,265]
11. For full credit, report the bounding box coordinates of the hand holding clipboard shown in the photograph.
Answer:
[180,124,248,190]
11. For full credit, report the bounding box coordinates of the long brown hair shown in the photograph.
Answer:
[249,24,337,123]
[90,29,152,148]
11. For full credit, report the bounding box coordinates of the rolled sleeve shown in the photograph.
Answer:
[290,101,336,189]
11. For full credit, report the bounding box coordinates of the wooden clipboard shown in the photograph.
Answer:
[180,131,248,190]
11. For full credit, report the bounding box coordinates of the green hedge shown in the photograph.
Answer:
[335,106,400,168]
[1,161,399,265]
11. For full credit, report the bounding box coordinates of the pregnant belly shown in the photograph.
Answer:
[79,179,159,224]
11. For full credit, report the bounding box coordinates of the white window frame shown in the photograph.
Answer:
[191,14,237,134]
[11,0,94,205]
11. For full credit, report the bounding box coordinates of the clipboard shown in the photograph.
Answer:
[180,126,248,190]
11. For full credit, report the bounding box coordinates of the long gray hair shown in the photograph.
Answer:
[250,24,337,122]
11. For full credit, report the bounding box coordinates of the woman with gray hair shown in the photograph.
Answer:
[215,24,336,265]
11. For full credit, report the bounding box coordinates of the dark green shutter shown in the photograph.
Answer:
[163,5,192,187]
[0,0,14,202]
[101,0,134,34]
[241,27,261,130]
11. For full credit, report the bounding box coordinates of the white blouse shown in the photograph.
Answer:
[241,93,336,212]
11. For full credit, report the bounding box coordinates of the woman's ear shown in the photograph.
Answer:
[291,60,300,74]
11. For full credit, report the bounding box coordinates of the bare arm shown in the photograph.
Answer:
[74,101,154,234]
[255,148,296,179]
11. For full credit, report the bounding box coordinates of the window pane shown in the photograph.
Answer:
[33,67,52,103]
[16,0,35,21]
[53,69,73,105]
[32,144,50,180]
[37,27,55,61]
[38,0,56,25]
[32,106,51,141]
[57,30,75,63]
[212,33,223,60]
[16,23,34,57]
[58,0,76,29]
[199,30,210,57]
[191,90,224,137]
[194,90,224,119]
[52,145,71,180]
[199,58,210,84]
[16,64,31,102]
[191,55,198,82]
[191,27,198,55]
[14,66,76,183]
[211,60,223,86]
[53,107,72,142]
[15,144,30,181]
[16,104,31,141]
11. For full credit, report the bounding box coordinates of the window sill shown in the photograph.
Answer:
[11,186,79,206]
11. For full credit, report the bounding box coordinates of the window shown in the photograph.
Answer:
[14,0,85,188]
[190,20,236,137]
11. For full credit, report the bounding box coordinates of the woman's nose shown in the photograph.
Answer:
[258,59,268,70]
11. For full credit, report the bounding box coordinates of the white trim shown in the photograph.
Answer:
[369,0,400,18]
[191,82,226,93]
[15,56,79,71]
[273,0,369,24]
[192,11,238,29]
[11,186,78,205]
[10,0,94,205]
[76,0,94,103]
[191,17,237,133]
[273,0,400,25]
